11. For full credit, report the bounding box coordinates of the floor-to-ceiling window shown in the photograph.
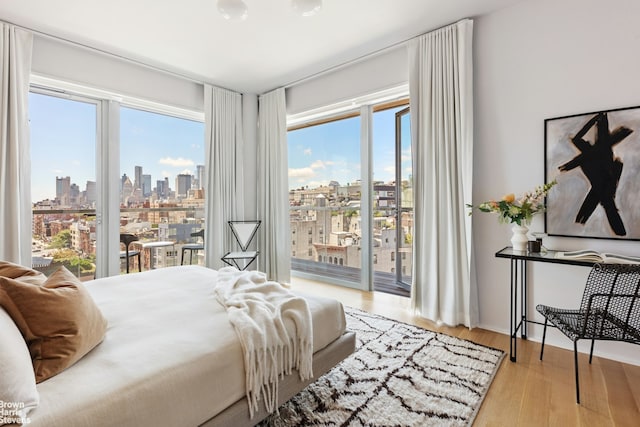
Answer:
[288,96,412,296]
[288,114,363,288]
[119,106,205,272]
[30,91,99,280]
[30,85,205,277]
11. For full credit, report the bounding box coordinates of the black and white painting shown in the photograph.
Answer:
[545,106,640,240]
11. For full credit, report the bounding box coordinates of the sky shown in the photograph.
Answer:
[30,92,204,202]
[30,92,411,202]
[288,106,412,190]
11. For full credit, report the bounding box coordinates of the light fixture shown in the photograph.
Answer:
[217,0,322,21]
[292,0,323,17]
[217,0,248,21]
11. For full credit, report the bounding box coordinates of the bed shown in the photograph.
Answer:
[0,265,355,427]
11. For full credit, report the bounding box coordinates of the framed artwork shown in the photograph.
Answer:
[545,106,640,240]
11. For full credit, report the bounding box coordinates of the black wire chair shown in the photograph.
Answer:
[536,263,640,404]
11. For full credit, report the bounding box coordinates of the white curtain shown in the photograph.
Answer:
[0,24,33,265]
[257,88,290,282]
[408,19,478,327]
[203,84,244,269]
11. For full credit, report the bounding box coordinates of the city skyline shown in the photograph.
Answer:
[30,93,204,203]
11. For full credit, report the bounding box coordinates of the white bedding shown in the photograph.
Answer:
[27,266,346,427]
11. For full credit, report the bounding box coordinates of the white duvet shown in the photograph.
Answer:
[27,266,346,427]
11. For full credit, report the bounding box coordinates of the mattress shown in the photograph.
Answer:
[27,266,347,427]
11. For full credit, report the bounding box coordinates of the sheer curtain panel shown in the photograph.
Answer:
[257,88,290,282]
[408,19,478,327]
[203,85,244,269]
[0,24,33,265]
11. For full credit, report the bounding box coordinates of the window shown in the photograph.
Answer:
[30,91,99,280]
[120,106,205,271]
[288,114,362,285]
[30,84,205,278]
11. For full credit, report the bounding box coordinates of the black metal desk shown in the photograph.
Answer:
[495,247,593,362]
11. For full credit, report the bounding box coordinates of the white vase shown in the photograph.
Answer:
[511,224,529,252]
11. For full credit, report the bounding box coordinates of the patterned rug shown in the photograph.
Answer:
[260,307,505,427]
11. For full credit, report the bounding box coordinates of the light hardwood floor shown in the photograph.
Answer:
[290,277,640,427]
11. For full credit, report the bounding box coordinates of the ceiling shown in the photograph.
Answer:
[0,0,524,94]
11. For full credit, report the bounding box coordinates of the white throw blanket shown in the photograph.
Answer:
[214,267,313,418]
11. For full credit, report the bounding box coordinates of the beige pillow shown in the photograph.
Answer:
[0,260,47,284]
[0,267,108,383]
[0,307,39,425]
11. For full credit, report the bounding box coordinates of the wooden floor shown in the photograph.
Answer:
[290,277,640,427]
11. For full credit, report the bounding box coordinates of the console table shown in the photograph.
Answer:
[494,247,593,362]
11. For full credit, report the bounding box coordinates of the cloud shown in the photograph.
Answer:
[51,169,64,175]
[289,167,315,179]
[158,157,194,167]
[161,170,172,178]
[303,148,312,156]
[179,169,193,176]
[383,165,395,174]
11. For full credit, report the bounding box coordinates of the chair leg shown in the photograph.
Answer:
[589,339,595,364]
[574,341,581,404]
[125,251,130,273]
[181,249,185,265]
[540,318,548,361]
[137,253,142,272]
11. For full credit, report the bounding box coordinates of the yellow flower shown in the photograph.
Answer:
[502,193,515,203]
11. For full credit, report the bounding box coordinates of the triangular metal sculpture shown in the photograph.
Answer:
[229,220,261,251]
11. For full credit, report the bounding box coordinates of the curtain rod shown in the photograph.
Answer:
[282,18,471,90]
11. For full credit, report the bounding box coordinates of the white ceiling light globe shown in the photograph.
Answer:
[217,0,249,21]
[292,0,323,17]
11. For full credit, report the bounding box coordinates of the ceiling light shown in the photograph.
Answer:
[292,0,323,17]
[217,0,248,21]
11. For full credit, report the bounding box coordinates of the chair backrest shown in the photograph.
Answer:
[229,221,260,251]
[120,233,139,250]
[580,263,640,342]
[191,229,204,241]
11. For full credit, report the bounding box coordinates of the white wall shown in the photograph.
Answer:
[474,0,640,365]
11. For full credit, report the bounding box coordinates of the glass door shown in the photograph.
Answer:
[372,104,412,296]
[395,107,413,288]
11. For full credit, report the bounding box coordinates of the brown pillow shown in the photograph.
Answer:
[0,267,108,383]
[0,260,47,284]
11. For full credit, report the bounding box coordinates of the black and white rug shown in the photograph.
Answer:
[261,307,505,427]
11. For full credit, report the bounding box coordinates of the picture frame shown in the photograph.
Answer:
[544,106,640,240]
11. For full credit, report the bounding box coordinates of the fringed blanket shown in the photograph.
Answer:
[214,267,313,418]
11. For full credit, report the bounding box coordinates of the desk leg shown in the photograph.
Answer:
[510,258,517,362]
[521,260,527,339]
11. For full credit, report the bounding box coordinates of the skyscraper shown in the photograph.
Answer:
[134,165,143,191]
[56,176,71,206]
[196,164,205,189]
[142,174,152,197]
[176,174,192,198]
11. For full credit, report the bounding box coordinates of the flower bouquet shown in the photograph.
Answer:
[467,180,556,251]
[468,181,556,226]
